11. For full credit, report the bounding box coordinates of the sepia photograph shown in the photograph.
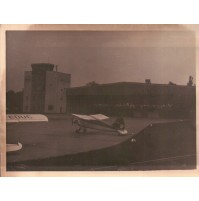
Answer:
[3,25,197,173]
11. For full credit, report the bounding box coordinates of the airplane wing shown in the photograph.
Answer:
[90,114,109,120]
[6,114,48,153]
[6,143,22,152]
[72,114,109,121]
[6,114,48,123]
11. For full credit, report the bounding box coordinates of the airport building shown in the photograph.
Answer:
[23,63,71,113]
[22,63,195,118]
[66,82,196,118]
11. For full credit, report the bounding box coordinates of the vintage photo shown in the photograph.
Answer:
[5,28,196,172]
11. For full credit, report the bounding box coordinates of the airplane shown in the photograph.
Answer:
[72,114,128,135]
[6,114,48,152]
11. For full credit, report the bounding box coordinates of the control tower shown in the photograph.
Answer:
[23,63,71,113]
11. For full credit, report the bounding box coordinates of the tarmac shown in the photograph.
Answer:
[6,115,182,165]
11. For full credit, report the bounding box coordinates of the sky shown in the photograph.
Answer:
[6,30,196,92]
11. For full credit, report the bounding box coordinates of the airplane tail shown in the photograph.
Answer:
[112,117,128,135]
[112,117,125,130]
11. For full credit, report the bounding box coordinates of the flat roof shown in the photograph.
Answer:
[66,81,195,96]
[69,81,194,89]
[47,71,71,76]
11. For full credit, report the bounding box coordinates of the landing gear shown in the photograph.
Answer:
[75,127,87,133]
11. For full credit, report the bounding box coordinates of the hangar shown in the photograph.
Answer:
[66,82,196,118]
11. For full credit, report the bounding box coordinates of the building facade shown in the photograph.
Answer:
[23,63,71,113]
[66,82,196,118]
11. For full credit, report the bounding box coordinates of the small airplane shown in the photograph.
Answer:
[6,114,48,152]
[72,114,128,135]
